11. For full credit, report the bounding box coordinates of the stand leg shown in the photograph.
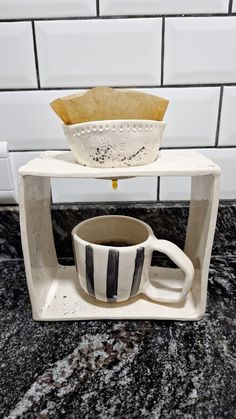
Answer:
[18,175,59,319]
[185,174,220,317]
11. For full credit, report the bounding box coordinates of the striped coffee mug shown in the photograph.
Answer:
[72,215,194,303]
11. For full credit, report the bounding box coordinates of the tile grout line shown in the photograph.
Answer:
[161,17,165,86]
[96,0,100,17]
[31,21,41,89]
[1,13,236,22]
[1,83,236,93]
[228,0,233,13]
[157,177,160,201]
[215,86,224,147]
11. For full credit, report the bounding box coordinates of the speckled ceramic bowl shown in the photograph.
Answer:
[63,119,166,168]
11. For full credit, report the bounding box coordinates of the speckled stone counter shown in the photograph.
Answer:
[0,256,236,418]
[1,201,236,260]
[0,202,236,418]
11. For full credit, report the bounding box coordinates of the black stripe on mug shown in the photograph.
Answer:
[106,249,119,302]
[130,247,145,297]
[85,245,95,297]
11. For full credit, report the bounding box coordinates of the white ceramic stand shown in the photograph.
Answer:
[18,150,220,321]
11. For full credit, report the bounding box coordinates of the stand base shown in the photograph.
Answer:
[34,266,204,321]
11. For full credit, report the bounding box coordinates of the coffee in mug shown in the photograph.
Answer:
[72,215,194,303]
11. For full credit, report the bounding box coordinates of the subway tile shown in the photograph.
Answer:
[0,141,8,158]
[1,87,219,150]
[218,87,236,146]
[0,22,37,89]
[51,177,158,203]
[0,0,96,19]
[8,149,236,203]
[164,17,236,85]
[138,87,220,147]
[0,91,80,150]
[35,19,162,88]
[9,152,157,203]
[10,151,40,201]
[160,148,236,200]
[160,176,191,201]
[203,148,236,199]
[0,158,14,190]
[0,142,15,203]
[100,0,229,15]
[3,87,219,150]
[0,191,16,204]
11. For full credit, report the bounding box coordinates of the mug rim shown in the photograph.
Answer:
[72,215,153,249]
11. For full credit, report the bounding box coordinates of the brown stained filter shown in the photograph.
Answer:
[50,86,169,125]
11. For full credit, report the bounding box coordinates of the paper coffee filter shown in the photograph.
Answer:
[50,86,169,125]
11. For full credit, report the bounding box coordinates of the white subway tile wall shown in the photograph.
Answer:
[51,177,158,203]
[0,191,15,204]
[0,0,96,19]
[0,22,37,89]
[0,142,15,202]
[160,149,236,200]
[0,87,220,151]
[9,151,157,202]
[218,87,236,146]
[0,2,236,203]
[164,17,236,85]
[139,87,220,147]
[35,19,162,88]
[9,151,40,202]
[100,0,229,15]
[0,90,78,150]
[160,176,191,201]
[0,158,14,190]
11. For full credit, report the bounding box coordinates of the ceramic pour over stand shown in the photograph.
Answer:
[18,150,220,321]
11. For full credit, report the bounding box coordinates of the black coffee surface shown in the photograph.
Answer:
[95,240,136,247]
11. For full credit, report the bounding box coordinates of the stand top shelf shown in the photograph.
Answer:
[18,149,220,178]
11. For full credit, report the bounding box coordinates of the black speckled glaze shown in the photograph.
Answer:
[1,201,236,260]
[0,257,235,418]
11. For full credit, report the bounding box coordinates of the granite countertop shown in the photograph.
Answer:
[0,257,236,418]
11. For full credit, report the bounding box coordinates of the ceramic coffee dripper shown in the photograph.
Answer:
[72,215,194,304]
[63,119,166,168]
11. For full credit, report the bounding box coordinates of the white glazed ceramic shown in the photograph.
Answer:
[18,150,220,321]
[63,119,166,168]
[72,215,194,303]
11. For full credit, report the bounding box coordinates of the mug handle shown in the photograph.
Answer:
[144,238,194,303]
